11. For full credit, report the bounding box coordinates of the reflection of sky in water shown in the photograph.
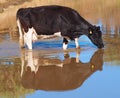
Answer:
[79,50,96,63]
[0,41,20,57]
[43,35,97,62]
[25,65,120,98]
[33,40,62,49]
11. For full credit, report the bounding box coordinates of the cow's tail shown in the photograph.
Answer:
[17,18,23,39]
[17,18,26,48]
[16,8,25,39]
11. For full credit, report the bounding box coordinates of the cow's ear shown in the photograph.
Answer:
[97,26,100,31]
[90,30,93,34]
[88,27,93,34]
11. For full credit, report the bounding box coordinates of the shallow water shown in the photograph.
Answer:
[0,0,120,98]
[0,32,120,98]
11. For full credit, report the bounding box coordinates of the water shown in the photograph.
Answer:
[0,0,120,98]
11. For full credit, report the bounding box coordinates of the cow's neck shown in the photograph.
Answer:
[78,20,93,35]
[75,24,92,36]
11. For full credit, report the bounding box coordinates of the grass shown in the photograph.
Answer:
[0,0,120,32]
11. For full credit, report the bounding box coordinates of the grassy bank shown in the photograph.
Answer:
[0,0,120,33]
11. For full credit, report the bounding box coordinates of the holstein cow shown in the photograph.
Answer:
[16,5,104,50]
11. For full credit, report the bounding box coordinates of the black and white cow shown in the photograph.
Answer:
[16,5,104,50]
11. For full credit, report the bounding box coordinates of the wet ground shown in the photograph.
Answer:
[0,0,120,98]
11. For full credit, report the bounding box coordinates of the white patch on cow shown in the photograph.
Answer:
[54,32,61,36]
[24,27,38,49]
[32,28,38,41]
[38,32,61,39]
[63,43,68,50]
[75,38,79,48]
[24,27,34,49]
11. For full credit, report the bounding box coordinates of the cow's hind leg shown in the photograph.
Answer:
[24,28,33,50]
[17,19,25,48]
[63,38,68,50]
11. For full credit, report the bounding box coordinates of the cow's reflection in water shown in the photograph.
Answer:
[21,49,104,91]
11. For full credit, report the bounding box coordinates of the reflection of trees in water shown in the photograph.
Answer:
[102,23,120,36]
[104,35,120,65]
[0,32,19,43]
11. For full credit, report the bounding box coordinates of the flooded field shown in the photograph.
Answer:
[0,0,120,98]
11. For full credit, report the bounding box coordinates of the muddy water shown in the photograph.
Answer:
[0,1,120,98]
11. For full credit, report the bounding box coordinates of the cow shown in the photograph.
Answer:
[16,5,104,50]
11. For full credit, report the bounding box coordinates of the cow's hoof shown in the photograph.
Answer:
[20,46,25,49]
[63,49,68,52]
[76,46,80,50]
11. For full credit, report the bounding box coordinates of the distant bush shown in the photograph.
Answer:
[0,0,32,13]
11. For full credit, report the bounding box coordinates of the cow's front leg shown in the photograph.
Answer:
[74,38,80,49]
[63,38,68,50]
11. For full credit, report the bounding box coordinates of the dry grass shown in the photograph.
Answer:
[0,0,120,32]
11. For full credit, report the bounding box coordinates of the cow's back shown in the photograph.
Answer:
[17,5,82,34]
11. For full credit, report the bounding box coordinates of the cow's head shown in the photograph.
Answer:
[88,26,104,48]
